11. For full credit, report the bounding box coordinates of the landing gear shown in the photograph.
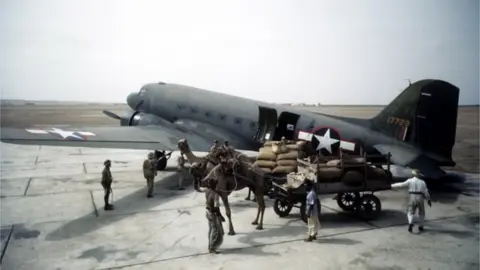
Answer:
[154,150,171,171]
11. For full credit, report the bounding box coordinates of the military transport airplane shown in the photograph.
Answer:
[0,79,459,179]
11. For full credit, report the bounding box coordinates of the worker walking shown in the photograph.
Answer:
[205,178,225,254]
[391,169,432,233]
[143,152,157,198]
[101,159,114,211]
[304,179,320,242]
[177,155,187,190]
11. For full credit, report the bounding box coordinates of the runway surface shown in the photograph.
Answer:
[1,142,479,270]
[0,103,479,269]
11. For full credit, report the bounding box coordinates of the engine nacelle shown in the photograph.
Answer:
[120,111,170,126]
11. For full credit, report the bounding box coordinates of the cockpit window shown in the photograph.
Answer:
[138,88,146,96]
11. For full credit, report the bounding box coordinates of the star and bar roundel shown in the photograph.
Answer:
[297,127,357,156]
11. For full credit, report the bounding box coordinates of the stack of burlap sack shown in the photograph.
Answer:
[253,140,307,174]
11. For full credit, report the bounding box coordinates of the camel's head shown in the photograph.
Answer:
[177,139,191,155]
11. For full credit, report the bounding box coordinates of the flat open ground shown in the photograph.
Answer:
[0,103,479,270]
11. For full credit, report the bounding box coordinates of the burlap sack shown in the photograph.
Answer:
[253,160,277,168]
[296,140,307,146]
[260,167,272,173]
[271,143,289,154]
[259,147,272,153]
[257,151,277,161]
[277,151,298,160]
[326,159,340,167]
[272,165,297,174]
[263,141,279,146]
[277,159,298,167]
[286,144,300,150]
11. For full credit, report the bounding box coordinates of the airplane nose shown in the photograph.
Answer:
[127,92,137,109]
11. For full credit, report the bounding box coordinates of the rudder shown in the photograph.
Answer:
[371,79,459,166]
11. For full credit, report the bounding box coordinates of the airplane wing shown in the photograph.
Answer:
[373,144,446,179]
[0,119,256,152]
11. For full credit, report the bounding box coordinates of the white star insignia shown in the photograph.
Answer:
[314,129,339,154]
[47,128,84,140]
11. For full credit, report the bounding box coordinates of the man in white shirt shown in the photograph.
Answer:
[391,169,432,233]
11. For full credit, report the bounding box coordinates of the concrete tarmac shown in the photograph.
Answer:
[1,142,479,270]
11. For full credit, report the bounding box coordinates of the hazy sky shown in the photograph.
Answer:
[1,0,478,104]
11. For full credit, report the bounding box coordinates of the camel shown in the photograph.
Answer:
[199,154,266,235]
[177,139,256,199]
[177,139,225,187]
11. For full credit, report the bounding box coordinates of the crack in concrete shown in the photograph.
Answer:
[23,177,33,196]
[82,163,87,174]
[1,225,14,264]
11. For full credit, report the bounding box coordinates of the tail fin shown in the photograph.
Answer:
[371,79,459,166]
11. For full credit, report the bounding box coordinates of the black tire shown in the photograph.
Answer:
[356,194,382,221]
[336,192,359,212]
[156,157,168,171]
[273,199,293,217]
[300,199,321,224]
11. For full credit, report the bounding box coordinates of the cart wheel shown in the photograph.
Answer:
[356,194,381,221]
[336,192,359,212]
[300,199,321,224]
[273,199,293,217]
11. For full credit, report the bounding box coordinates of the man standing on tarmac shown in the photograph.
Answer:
[101,159,114,211]
[143,152,157,198]
[304,179,320,242]
[391,169,432,233]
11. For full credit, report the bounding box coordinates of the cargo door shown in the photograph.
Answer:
[255,106,278,142]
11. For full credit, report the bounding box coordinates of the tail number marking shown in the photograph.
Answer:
[387,117,410,127]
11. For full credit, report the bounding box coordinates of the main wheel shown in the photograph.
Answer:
[156,156,168,171]
[273,199,293,217]
[300,199,321,224]
[336,192,359,212]
[356,194,381,221]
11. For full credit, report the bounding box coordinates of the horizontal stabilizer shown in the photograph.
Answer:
[373,144,446,179]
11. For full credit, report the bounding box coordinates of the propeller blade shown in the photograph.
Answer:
[102,110,121,120]
[135,100,144,111]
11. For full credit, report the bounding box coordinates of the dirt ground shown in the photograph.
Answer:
[1,103,478,173]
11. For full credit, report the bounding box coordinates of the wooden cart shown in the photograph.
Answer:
[267,152,393,223]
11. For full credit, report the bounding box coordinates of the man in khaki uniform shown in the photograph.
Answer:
[101,159,114,211]
[177,155,187,190]
[210,140,219,154]
[143,152,157,198]
[222,141,235,159]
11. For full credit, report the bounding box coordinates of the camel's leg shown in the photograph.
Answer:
[252,189,266,230]
[220,195,235,235]
[244,188,252,201]
[258,190,266,230]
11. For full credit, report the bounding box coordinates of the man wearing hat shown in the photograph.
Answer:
[210,140,219,153]
[101,159,114,211]
[222,140,235,159]
[304,179,320,242]
[143,152,157,198]
[391,169,432,233]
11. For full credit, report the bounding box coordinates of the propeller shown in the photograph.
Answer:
[102,99,145,124]
[102,110,121,120]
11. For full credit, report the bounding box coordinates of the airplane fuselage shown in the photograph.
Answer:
[134,82,397,156]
